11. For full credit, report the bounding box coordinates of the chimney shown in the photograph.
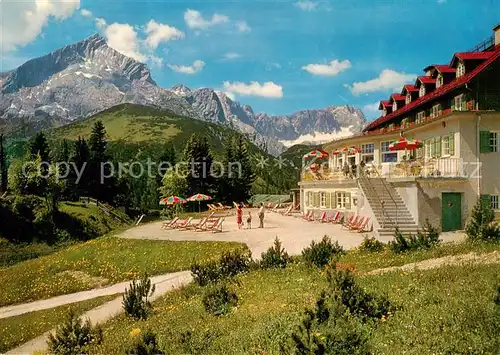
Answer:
[494,24,500,46]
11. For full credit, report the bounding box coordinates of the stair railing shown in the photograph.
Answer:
[357,170,391,228]
[367,166,399,228]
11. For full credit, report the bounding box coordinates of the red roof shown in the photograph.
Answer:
[450,51,494,66]
[364,44,500,132]
[378,100,391,110]
[401,85,419,94]
[390,94,406,102]
[423,64,456,74]
[416,76,436,86]
[433,65,457,74]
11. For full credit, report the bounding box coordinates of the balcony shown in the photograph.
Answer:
[380,158,466,179]
[301,158,467,182]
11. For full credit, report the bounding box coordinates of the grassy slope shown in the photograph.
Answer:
[0,294,118,353]
[279,143,322,171]
[0,201,129,267]
[0,237,246,307]
[48,104,297,194]
[90,241,500,354]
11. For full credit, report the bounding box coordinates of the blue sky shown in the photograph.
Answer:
[1,0,499,120]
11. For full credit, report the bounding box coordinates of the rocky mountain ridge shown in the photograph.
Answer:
[0,34,366,155]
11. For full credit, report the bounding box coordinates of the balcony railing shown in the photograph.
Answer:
[381,158,466,179]
[301,158,467,182]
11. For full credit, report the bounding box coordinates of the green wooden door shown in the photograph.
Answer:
[442,193,462,232]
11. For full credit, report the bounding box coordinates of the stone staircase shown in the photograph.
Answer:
[358,177,420,238]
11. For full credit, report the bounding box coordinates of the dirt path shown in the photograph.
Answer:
[365,250,500,275]
[5,271,192,354]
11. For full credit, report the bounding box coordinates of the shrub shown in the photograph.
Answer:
[496,286,500,306]
[326,264,393,321]
[260,237,291,269]
[302,236,345,268]
[122,274,155,320]
[202,283,238,316]
[47,310,102,355]
[283,292,369,354]
[359,236,385,252]
[466,197,500,241]
[191,249,251,286]
[125,330,164,355]
[191,260,221,286]
[282,262,394,354]
[389,222,441,253]
[219,249,251,277]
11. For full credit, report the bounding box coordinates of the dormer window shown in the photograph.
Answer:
[457,61,466,77]
[406,92,411,104]
[392,101,398,112]
[419,85,426,97]
[436,74,443,88]
[431,103,442,119]
[383,108,387,117]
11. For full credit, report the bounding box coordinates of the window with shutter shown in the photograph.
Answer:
[435,136,441,157]
[480,131,492,153]
[314,192,319,207]
[449,133,455,155]
[345,193,351,209]
[325,192,331,209]
[480,194,491,208]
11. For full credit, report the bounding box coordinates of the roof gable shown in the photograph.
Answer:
[364,44,500,132]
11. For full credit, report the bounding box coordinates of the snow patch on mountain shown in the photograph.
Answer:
[279,127,356,147]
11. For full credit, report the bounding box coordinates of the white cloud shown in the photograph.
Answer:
[184,9,229,30]
[222,81,283,98]
[294,1,318,11]
[265,62,282,71]
[144,20,184,49]
[80,9,92,17]
[1,0,80,53]
[149,55,163,67]
[363,102,381,112]
[95,17,107,30]
[236,21,251,33]
[104,23,147,62]
[223,52,241,60]
[168,60,205,74]
[302,59,351,76]
[348,69,417,95]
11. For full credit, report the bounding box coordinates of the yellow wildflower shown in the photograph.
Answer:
[130,328,141,338]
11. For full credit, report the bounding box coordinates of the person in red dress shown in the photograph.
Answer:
[236,204,243,229]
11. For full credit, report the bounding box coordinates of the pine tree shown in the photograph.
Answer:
[217,135,236,204]
[68,137,90,199]
[183,134,216,197]
[157,144,176,185]
[232,135,255,203]
[30,132,50,162]
[466,196,499,241]
[0,134,8,194]
[88,121,114,202]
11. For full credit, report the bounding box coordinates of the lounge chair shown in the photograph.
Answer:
[197,217,220,231]
[209,218,224,233]
[161,216,179,229]
[184,217,207,231]
[280,205,293,216]
[302,211,313,221]
[175,217,193,230]
[217,203,231,210]
[348,216,367,231]
[341,215,358,230]
[350,217,371,232]
[316,211,327,223]
[207,204,218,211]
[328,211,341,224]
